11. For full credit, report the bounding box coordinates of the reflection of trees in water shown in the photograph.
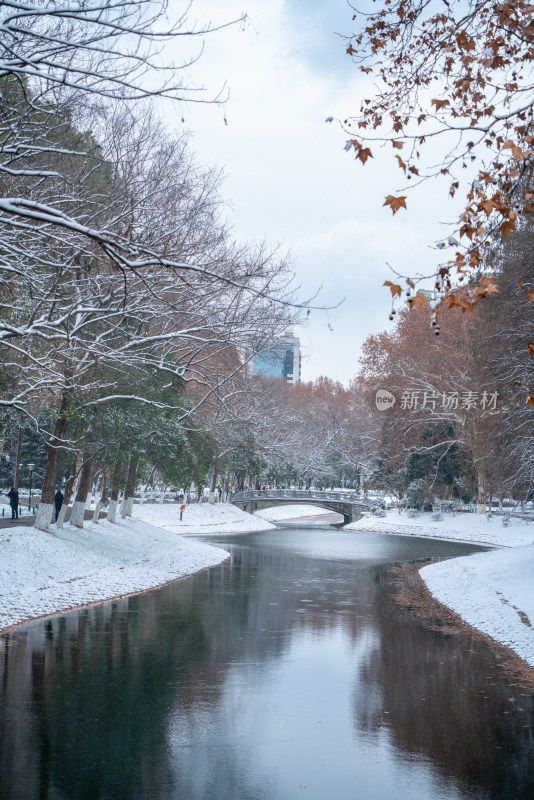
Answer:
[0,541,379,799]
[0,595,208,800]
[353,568,534,800]
[4,536,531,800]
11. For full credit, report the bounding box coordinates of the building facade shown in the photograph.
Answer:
[252,331,301,384]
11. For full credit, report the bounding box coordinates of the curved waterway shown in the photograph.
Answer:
[1,526,534,800]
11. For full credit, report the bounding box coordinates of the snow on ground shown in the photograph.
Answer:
[346,509,534,547]
[421,546,534,667]
[254,504,334,522]
[132,501,276,534]
[349,510,534,668]
[0,503,273,632]
[0,499,35,518]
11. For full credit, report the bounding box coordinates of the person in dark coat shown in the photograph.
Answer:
[7,487,19,520]
[54,489,64,522]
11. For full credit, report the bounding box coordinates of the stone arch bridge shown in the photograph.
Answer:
[231,489,369,526]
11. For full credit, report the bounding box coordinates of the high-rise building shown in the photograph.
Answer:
[252,331,301,384]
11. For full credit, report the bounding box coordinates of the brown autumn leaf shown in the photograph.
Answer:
[478,277,498,294]
[392,140,404,149]
[527,290,534,302]
[448,295,474,313]
[501,218,516,238]
[528,343,534,358]
[479,199,496,216]
[503,140,524,159]
[410,293,427,308]
[358,147,373,164]
[383,280,402,297]
[431,98,450,111]
[527,395,534,408]
[383,195,407,214]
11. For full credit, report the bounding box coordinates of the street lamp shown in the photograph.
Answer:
[28,463,35,512]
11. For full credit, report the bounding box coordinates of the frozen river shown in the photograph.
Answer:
[1,526,533,799]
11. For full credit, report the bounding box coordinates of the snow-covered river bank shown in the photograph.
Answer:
[346,510,534,668]
[1,502,534,671]
[0,504,274,631]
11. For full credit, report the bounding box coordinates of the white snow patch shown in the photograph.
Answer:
[132,501,276,534]
[421,547,534,667]
[0,502,273,631]
[346,510,533,548]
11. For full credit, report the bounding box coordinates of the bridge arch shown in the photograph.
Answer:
[231,490,368,526]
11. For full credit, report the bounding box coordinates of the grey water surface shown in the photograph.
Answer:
[1,526,533,800]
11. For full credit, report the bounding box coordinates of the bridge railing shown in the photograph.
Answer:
[231,489,368,505]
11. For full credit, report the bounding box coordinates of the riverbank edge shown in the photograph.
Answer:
[390,561,534,690]
[0,552,232,636]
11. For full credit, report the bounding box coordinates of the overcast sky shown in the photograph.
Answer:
[164,0,457,384]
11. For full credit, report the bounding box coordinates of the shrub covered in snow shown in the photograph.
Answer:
[405,479,434,511]
[440,500,458,516]
[371,506,387,517]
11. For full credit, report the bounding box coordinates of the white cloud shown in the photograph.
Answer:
[163,0,460,384]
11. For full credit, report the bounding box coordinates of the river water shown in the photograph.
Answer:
[1,526,534,800]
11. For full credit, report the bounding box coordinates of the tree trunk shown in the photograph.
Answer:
[108,463,121,524]
[208,455,218,504]
[223,471,231,503]
[70,456,94,529]
[476,466,487,514]
[35,389,72,531]
[443,483,453,501]
[14,425,23,491]
[140,465,156,504]
[92,468,108,523]
[121,457,138,518]
[56,454,79,529]
[70,417,98,529]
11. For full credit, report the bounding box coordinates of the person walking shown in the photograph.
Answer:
[54,489,64,522]
[7,487,19,520]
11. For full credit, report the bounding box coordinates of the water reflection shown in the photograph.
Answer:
[1,529,533,800]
